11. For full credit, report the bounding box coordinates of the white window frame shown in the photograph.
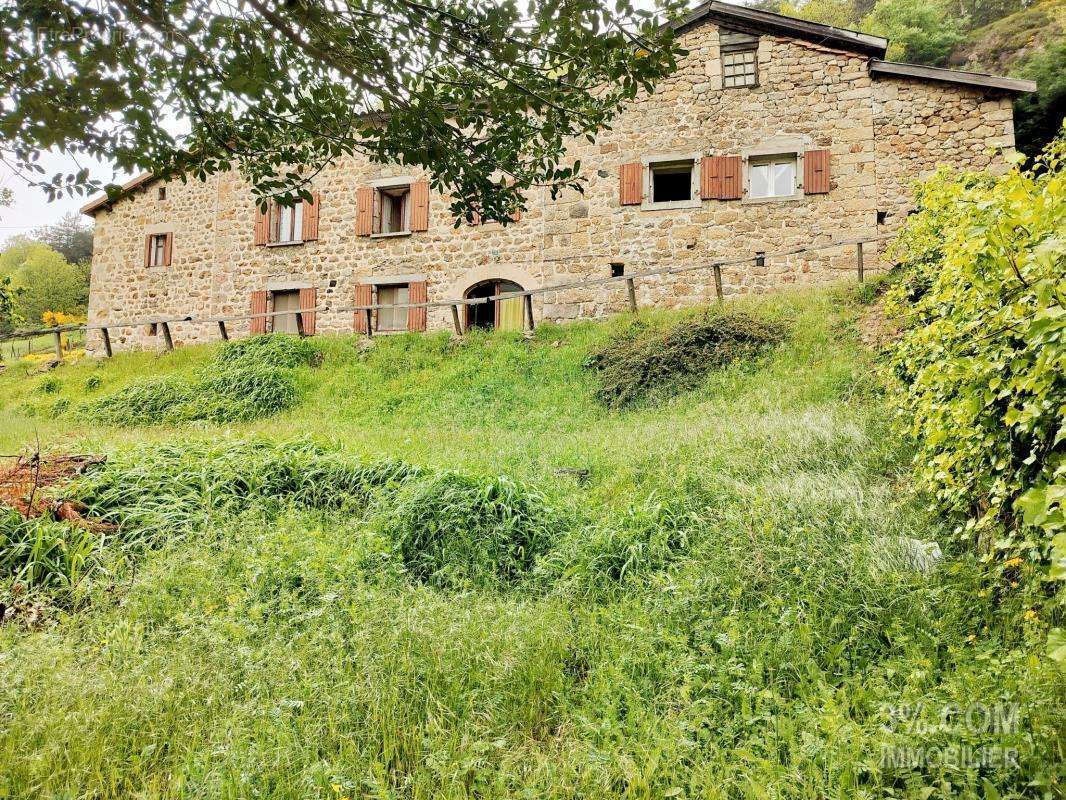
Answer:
[376,283,410,332]
[149,233,167,267]
[640,152,702,210]
[742,142,807,203]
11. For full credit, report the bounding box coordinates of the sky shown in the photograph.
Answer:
[0,150,131,247]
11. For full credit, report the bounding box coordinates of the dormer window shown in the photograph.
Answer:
[721,29,759,88]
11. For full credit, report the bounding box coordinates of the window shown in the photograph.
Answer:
[721,29,759,88]
[157,187,166,200]
[610,262,625,277]
[148,234,167,267]
[272,202,304,244]
[650,160,694,203]
[748,155,797,199]
[271,290,301,334]
[377,284,409,331]
[877,210,888,225]
[377,185,410,234]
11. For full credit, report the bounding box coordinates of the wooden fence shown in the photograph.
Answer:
[0,237,889,361]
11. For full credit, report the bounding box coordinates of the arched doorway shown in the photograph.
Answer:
[465,279,524,331]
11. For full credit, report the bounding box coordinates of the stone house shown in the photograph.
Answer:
[80,0,1035,351]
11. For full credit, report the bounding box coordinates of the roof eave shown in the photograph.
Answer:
[80,171,158,216]
[869,59,1037,93]
[669,0,888,57]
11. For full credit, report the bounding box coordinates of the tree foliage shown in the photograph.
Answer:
[887,138,1065,589]
[31,212,94,265]
[863,0,966,63]
[1012,45,1066,158]
[0,0,682,222]
[0,240,90,330]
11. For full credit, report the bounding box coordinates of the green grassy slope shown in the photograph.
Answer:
[0,288,1062,799]
[947,0,1065,73]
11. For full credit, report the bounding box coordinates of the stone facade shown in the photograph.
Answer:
[83,11,1023,352]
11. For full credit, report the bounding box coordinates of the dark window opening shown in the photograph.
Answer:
[157,187,166,200]
[755,251,766,267]
[465,279,523,331]
[610,262,625,277]
[651,163,693,203]
[376,186,410,234]
[877,210,888,225]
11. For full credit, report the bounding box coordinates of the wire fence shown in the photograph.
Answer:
[0,235,891,360]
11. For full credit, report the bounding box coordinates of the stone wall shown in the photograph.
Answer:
[85,18,1019,353]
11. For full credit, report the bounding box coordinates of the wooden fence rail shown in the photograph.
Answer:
[0,235,890,361]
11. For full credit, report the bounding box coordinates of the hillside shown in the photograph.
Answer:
[0,287,1063,798]
[947,0,1065,73]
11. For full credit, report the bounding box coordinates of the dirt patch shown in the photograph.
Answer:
[857,299,900,351]
[0,454,113,531]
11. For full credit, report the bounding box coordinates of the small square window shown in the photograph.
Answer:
[610,262,625,277]
[651,161,694,203]
[748,155,797,199]
[376,186,410,234]
[720,29,759,88]
[272,202,304,244]
[877,210,888,225]
[157,187,166,200]
[377,284,410,331]
[148,234,167,267]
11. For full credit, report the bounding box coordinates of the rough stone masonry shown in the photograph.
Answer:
[81,1,1033,352]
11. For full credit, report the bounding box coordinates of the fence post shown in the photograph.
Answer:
[160,321,174,351]
[52,330,63,361]
[856,241,865,283]
[217,320,229,341]
[713,264,724,303]
[523,295,534,332]
[626,278,638,313]
[451,305,463,336]
[101,327,113,358]
[364,309,373,339]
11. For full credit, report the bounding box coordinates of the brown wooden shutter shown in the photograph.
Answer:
[409,181,430,232]
[356,187,374,236]
[143,235,152,267]
[302,192,320,241]
[407,280,428,332]
[804,149,831,194]
[353,283,373,332]
[298,287,317,335]
[249,290,269,335]
[254,205,270,246]
[619,162,642,205]
[719,156,742,200]
[700,156,718,200]
[162,233,173,266]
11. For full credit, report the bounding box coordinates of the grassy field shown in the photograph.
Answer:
[0,287,1061,799]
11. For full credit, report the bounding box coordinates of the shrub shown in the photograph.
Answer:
[376,472,558,590]
[81,334,320,426]
[886,138,1065,586]
[586,311,785,408]
[0,507,97,595]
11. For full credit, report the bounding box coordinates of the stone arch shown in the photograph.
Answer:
[447,264,540,302]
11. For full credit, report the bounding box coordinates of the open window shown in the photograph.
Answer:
[376,185,410,235]
[272,202,304,244]
[748,154,798,199]
[376,284,410,331]
[143,232,172,267]
[651,160,695,203]
[721,29,759,88]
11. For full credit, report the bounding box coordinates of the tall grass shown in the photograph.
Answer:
[0,288,1062,798]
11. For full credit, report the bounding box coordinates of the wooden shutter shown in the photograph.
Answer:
[356,187,374,236]
[254,205,270,246]
[143,235,152,267]
[302,192,320,241]
[804,149,831,194]
[409,181,430,232]
[298,287,317,335]
[162,233,173,266]
[407,281,427,332]
[249,290,269,335]
[353,283,373,332]
[619,162,642,205]
[719,156,742,200]
[700,156,719,200]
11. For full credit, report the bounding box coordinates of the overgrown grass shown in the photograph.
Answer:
[0,289,1062,798]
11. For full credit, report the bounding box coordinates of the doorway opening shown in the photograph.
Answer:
[465,279,524,331]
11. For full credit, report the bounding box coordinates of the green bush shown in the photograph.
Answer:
[887,138,1065,588]
[586,311,785,408]
[0,508,97,595]
[81,334,321,425]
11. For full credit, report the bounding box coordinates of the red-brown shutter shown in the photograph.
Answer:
[143,235,152,267]
[353,283,373,332]
[298,287,317,335]
[407,280,427,332]
[720,156,742,200]
[700,156,718,200]
[249,290,269,335]
[804,149,831,194]
[254,205,270,246]
[302,192,320,241]
[410,181,430,232]
[356,187,374,236]
[162,233,173,266]
[619,162,642,205]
